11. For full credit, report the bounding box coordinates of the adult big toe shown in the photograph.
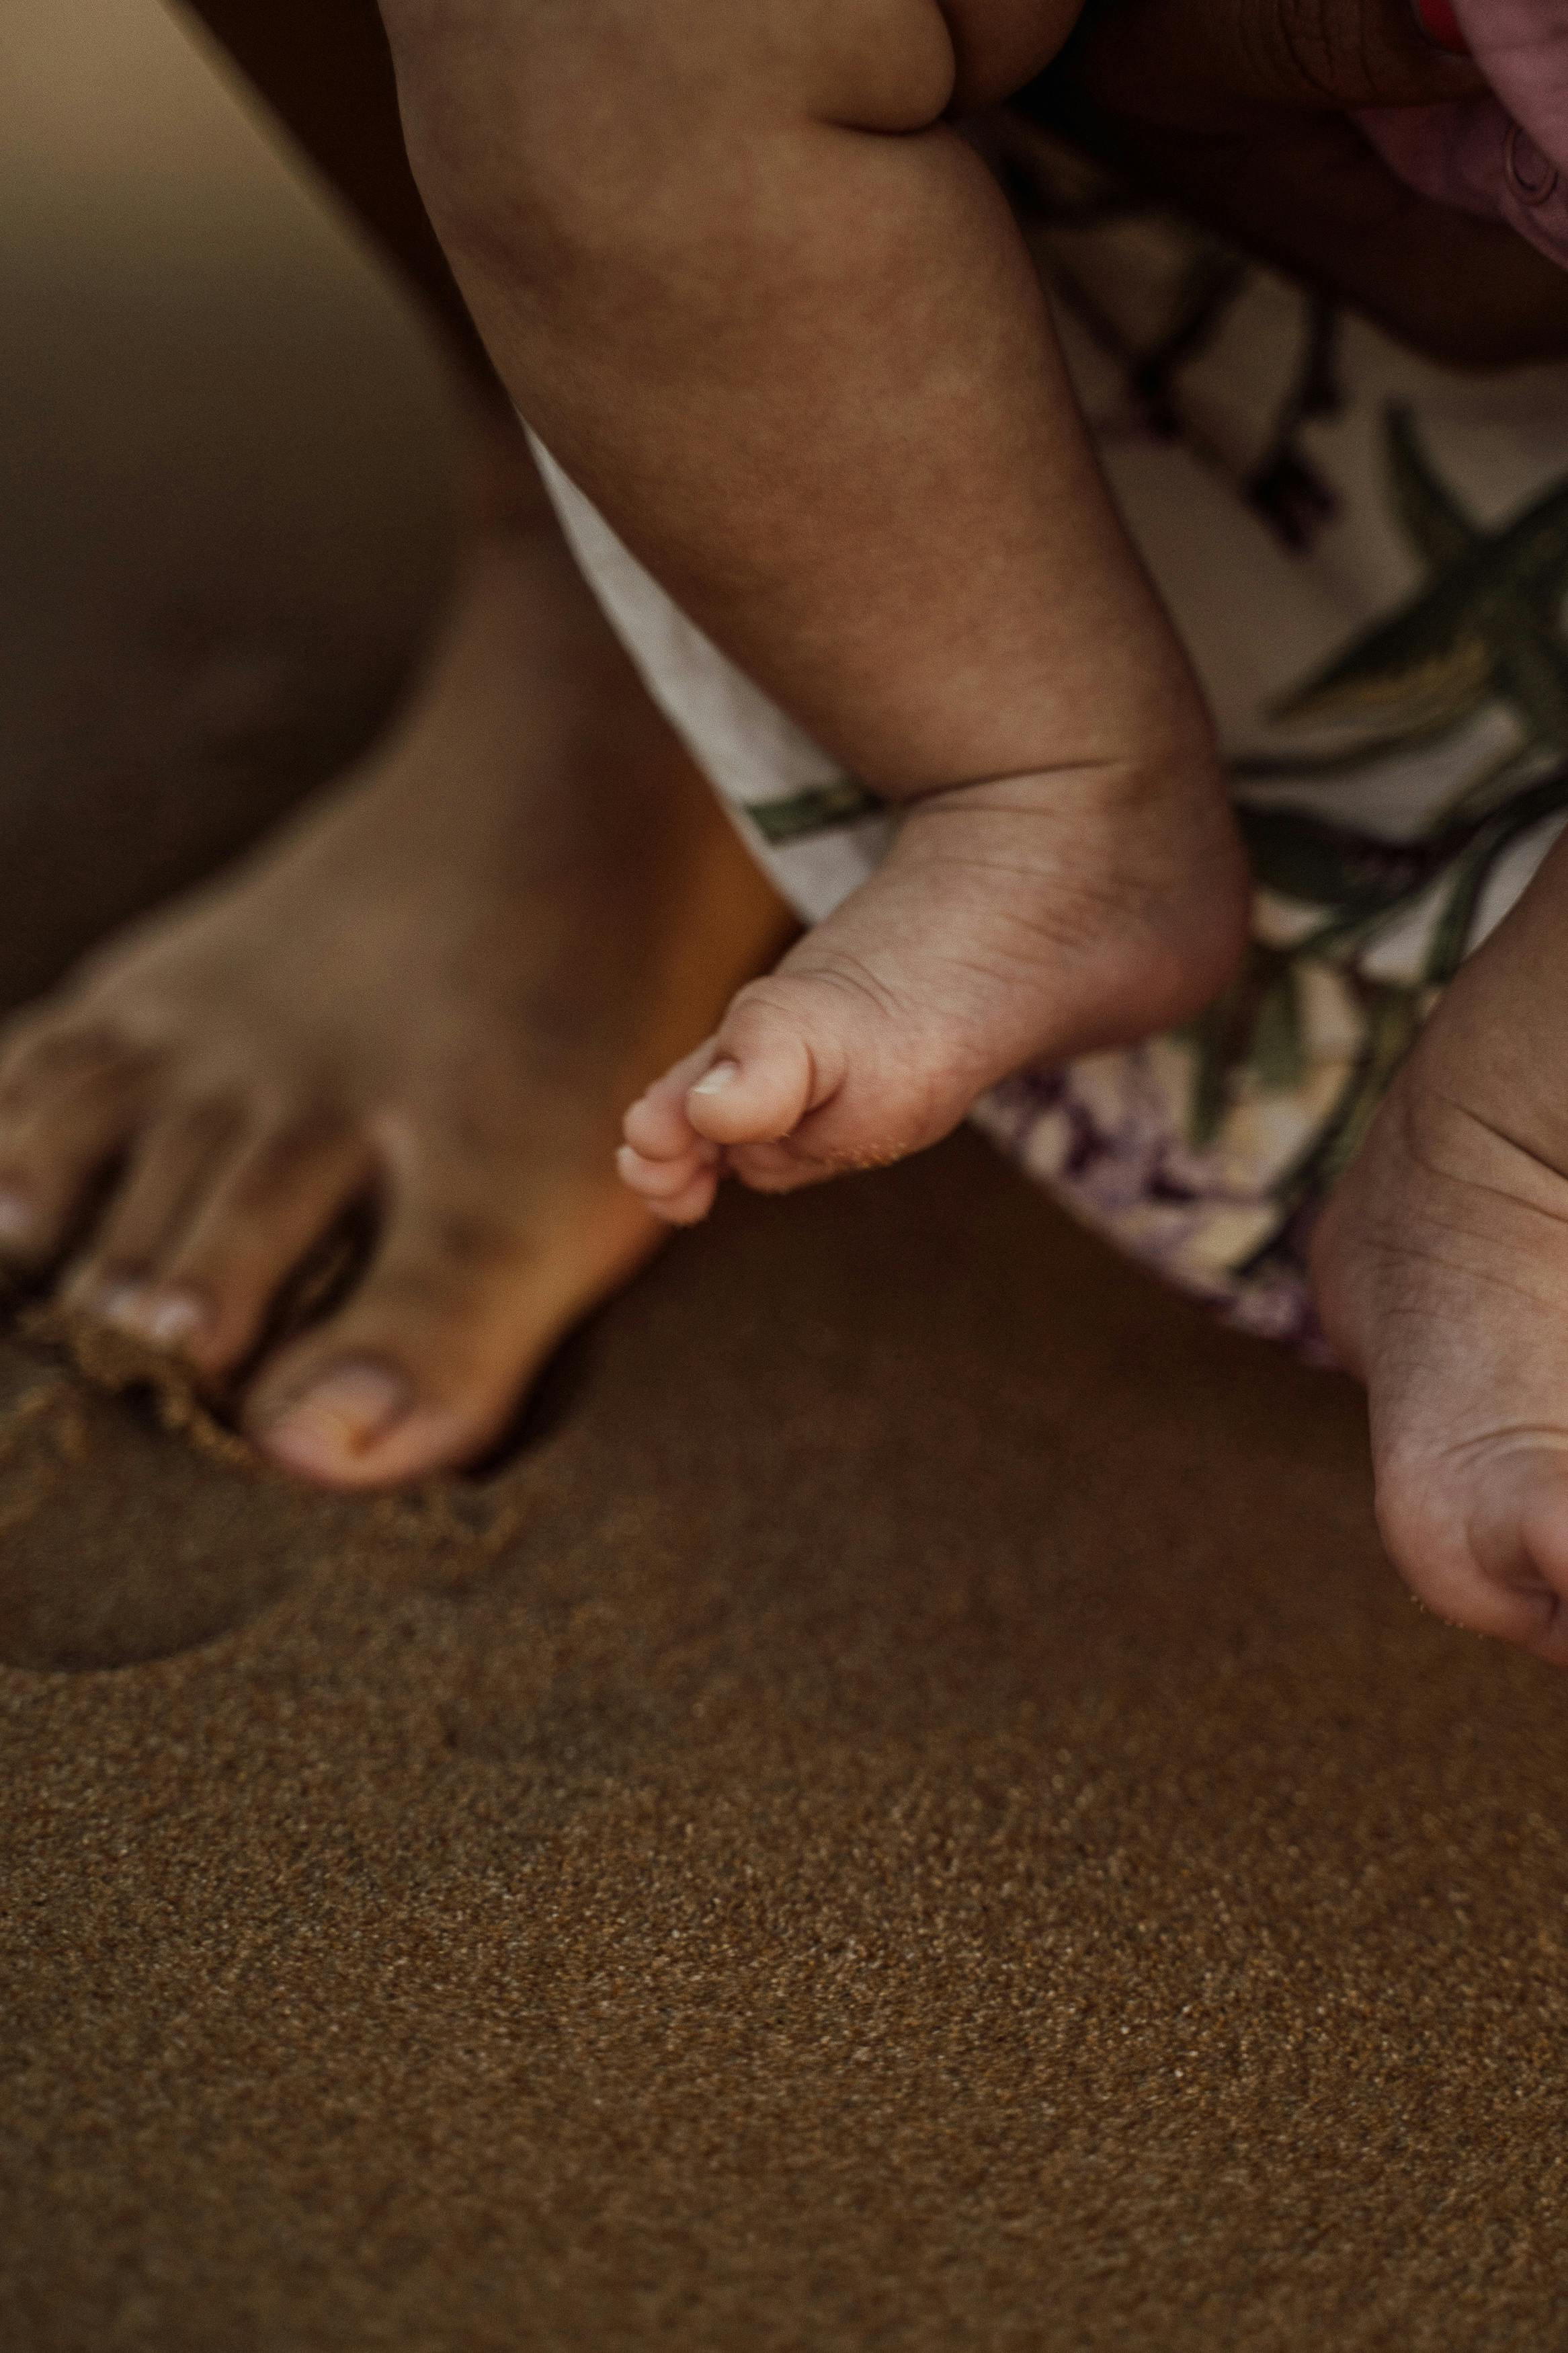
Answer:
[245,1167,659,1489]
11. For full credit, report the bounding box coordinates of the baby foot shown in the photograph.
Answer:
[620,756,1249,1220]
[0,530,787,1488]
[1313,829,1568,1667]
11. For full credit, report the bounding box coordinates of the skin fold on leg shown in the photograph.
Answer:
[0,0,790,1487]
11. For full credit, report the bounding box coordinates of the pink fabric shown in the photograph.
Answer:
[1358,0,1568,270]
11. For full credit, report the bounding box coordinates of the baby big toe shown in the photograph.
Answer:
[682,984,833,1150]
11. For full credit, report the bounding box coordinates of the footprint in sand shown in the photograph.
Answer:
[0,1341,320,1673]
[0,1324,528,1675]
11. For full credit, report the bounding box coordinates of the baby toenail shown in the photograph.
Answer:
[259,1363,413,1470]
[690,1059,740,1097]
[99,1283,207,1348]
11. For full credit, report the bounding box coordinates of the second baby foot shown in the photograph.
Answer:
[620,754,1249,1220]
[1313,826,1568,1669]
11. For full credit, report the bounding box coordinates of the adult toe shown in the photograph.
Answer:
[243,1171,656,1488]
[65,1107,374,1374]
[0,1019,153,1267]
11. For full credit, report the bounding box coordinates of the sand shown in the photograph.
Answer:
[5,9,1568,2347]
[11,1148,1568,2353]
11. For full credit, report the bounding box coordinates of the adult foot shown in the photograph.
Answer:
[619,750,1248,1222]
[0,520,788,1486]
[1313,828,1568,1666]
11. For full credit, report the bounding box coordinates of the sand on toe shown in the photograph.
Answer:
[5,8,1568,2349]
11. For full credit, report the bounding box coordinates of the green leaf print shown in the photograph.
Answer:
[1216,417,1568,1287]
[1183,944,1294,1148]
[1229,709,1471,786]
[1270,415,1568,748]
[1384,403,1480,573]
[1421,762,1568,986]
[743,779,882,844]
[1272,600,1495,737]
[1234,982,1429,1279]
[1251,967,1307,1093]
[1238,806,1446,914]
[1491,612,1568,753]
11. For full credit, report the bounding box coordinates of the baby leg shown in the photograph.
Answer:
[379,0,1171,793]
[375,0,1246,1212]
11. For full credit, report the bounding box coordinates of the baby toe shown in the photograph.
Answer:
[615,1143,719,1224]
[683,982,837,1149]
[723,1138,825,1195]
[622,1040,720,1161]
[62,1098,243,1336]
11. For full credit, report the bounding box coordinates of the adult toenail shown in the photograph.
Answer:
[0,1191,38,1248]
[690,1060,741,1097]
[259,1363,413,1471]
[99,1283,207,1348]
